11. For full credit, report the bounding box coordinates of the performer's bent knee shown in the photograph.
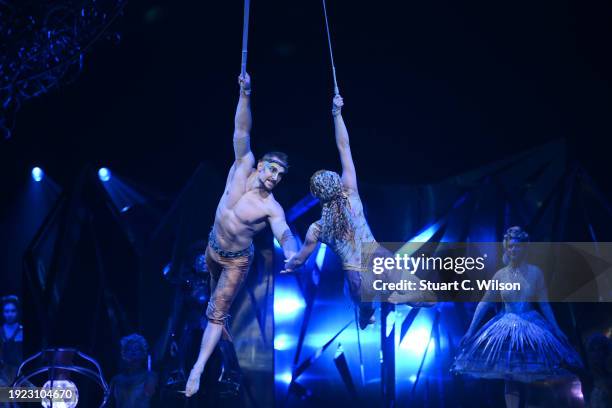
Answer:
[206,301,229,326]
[207,317,225,326]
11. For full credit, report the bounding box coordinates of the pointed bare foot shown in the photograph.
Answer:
[185,368,202,397]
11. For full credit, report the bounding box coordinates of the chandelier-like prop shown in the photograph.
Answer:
[0,0,127,139]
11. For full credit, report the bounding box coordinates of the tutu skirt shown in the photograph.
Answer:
[452,310,582,383]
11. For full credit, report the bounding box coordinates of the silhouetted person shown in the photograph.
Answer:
[585,334,612,408]
[0,295,23,386]
[109,334,157,408]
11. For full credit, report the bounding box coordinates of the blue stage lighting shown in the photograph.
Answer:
[98,167,111,182]
[400,326,433,355]
[315,243,327,270]
[275,372,293,385]
[274,287,305,322]
[31,167,44,182]
[274,334,295,351]
[386,310,397,337]
[162,263,172,277]
[274,238,281,249]
[409,221,442,243]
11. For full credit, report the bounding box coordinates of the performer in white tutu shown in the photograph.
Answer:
[451,226,583,408]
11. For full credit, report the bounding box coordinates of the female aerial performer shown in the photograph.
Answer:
[284,95,433,329]
[451,226,583,408]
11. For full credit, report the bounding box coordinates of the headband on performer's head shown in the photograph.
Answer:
[260,152,289,173]
[265,158,289,173]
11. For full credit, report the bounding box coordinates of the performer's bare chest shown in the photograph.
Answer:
[220,191,268,230]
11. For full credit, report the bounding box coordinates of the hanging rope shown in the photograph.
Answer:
[322,0,339,95]
[241,0,251,77]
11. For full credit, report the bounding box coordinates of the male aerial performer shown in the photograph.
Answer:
[284,95,434,329]
[185,72,297,397]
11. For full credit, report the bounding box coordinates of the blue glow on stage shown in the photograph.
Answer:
[274,333,296,351]
[386,310,396,337]
[274,285,305,322]
[274,238,281,249]
[399,326,433,355]
[162,263,171,277]
[286,194,319,223]
[395,307,437,380]
[31,167,44,182]
[98,167,111,182]
[97,170,148,215]
[409,220,443,243]
[276,372,293,385]
[315,243,327,270]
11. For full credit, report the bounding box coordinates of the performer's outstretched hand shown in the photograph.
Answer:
[281,256,297,274]
[238,72,251,94]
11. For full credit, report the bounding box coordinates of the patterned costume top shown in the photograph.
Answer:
[313,189,376,271]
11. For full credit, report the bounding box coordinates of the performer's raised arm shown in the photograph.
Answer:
[332,95,358,192]
[233,73,255,166]
[269,202,298,260]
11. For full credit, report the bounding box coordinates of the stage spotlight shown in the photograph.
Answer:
[31,167,44,182]
[162,263,172,277]
[98,167,111,182]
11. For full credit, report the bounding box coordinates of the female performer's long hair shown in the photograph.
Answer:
[309,170,354,244]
